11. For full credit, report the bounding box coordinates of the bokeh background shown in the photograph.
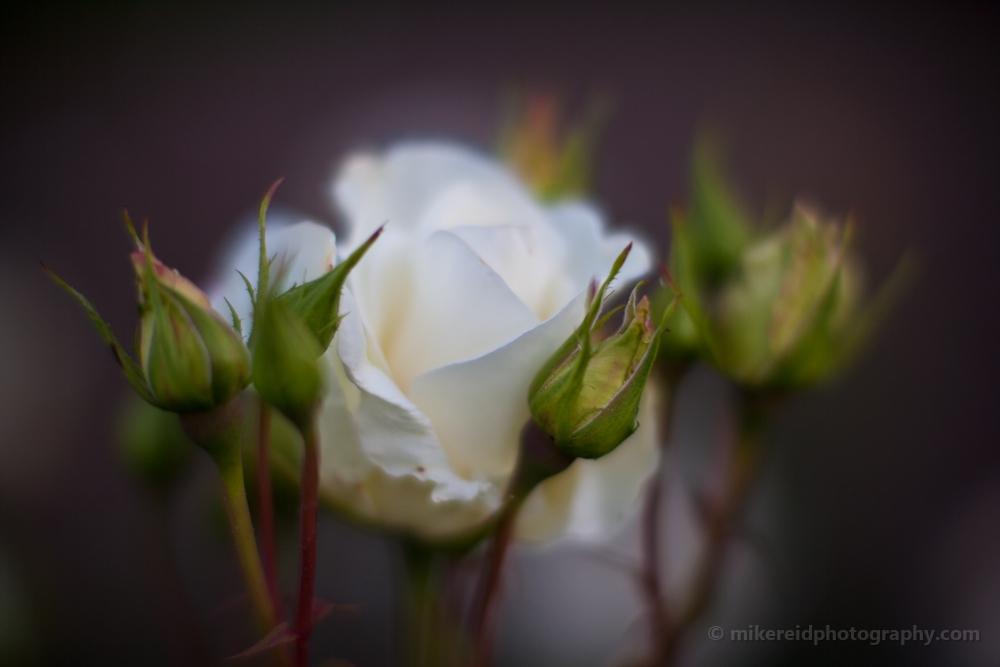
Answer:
[2,2,998,666]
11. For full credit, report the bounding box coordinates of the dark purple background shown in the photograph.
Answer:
[1,3,998,666]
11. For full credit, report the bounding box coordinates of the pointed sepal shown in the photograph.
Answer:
[278,225,383,352]
[42,263,156,404]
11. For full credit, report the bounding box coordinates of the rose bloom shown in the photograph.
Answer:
[211,142,659,542]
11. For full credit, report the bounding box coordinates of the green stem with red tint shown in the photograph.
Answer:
[257,400,282,617]
[294,419,320,667]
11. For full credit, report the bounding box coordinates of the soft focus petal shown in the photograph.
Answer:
[516,379,661,543]
[207,220,337,337]
[449,223,572,321]
[339,227,415,361]
[415,179,548,235]
[334,142,534,243]
[547,201,653,288]
[409,291,587,481]
[384,231,540,392]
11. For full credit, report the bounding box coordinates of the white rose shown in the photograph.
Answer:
[323,142,659,542]
[209,142,660,543]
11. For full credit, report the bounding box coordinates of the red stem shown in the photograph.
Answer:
[258,401,282,618]
[472,504,516,667]
[639,372,683,665]
[655,389,770,667]
[295,423,320,667]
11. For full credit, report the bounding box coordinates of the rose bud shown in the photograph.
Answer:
[654,133,752,367]
[131,234,252,413]
[250,292,325,431]
[658,136,912,392]
[247,199,380,430]
[528,244,677,459]
[46,218,251,415]
[498,90,609,201]
[711,203,864,389]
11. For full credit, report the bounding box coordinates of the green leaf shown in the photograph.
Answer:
[529,242,632,401]
[829,251,916,375]
[237,270,256,309]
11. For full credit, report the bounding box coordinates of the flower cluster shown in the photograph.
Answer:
[47,116,900,667]
[49,135,671,664]
[656,135,904,392]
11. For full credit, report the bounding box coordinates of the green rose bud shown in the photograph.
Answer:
[655,134,751,366]
[702,203,911,390]
[498,90,609,201]
[131,235,251,412]
[528,245,677,459]
[658,137,911,391]
[250,293,324,430]
[247,180,380,429]
[45,217,251,414]
[706,203,849,385]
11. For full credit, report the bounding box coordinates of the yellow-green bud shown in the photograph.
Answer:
[131,240,251,412]
[498,90,608,201]
[528,245,677,459]
[657,136,909,391]
[711,203,863,389]
[45,219,250,415]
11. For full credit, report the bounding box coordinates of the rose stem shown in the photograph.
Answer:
[403,542,436,667]
[215,450,280,632]
[472,421,574,667]
[638,368,685,665]
[181,401,284,642]
[294,419,320,667]
[656,389,769,666]
[215,445,294,666]
[257,399,282,617]
[472,502,517,667]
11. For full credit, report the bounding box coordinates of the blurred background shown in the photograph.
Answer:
[1,2,998,666]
